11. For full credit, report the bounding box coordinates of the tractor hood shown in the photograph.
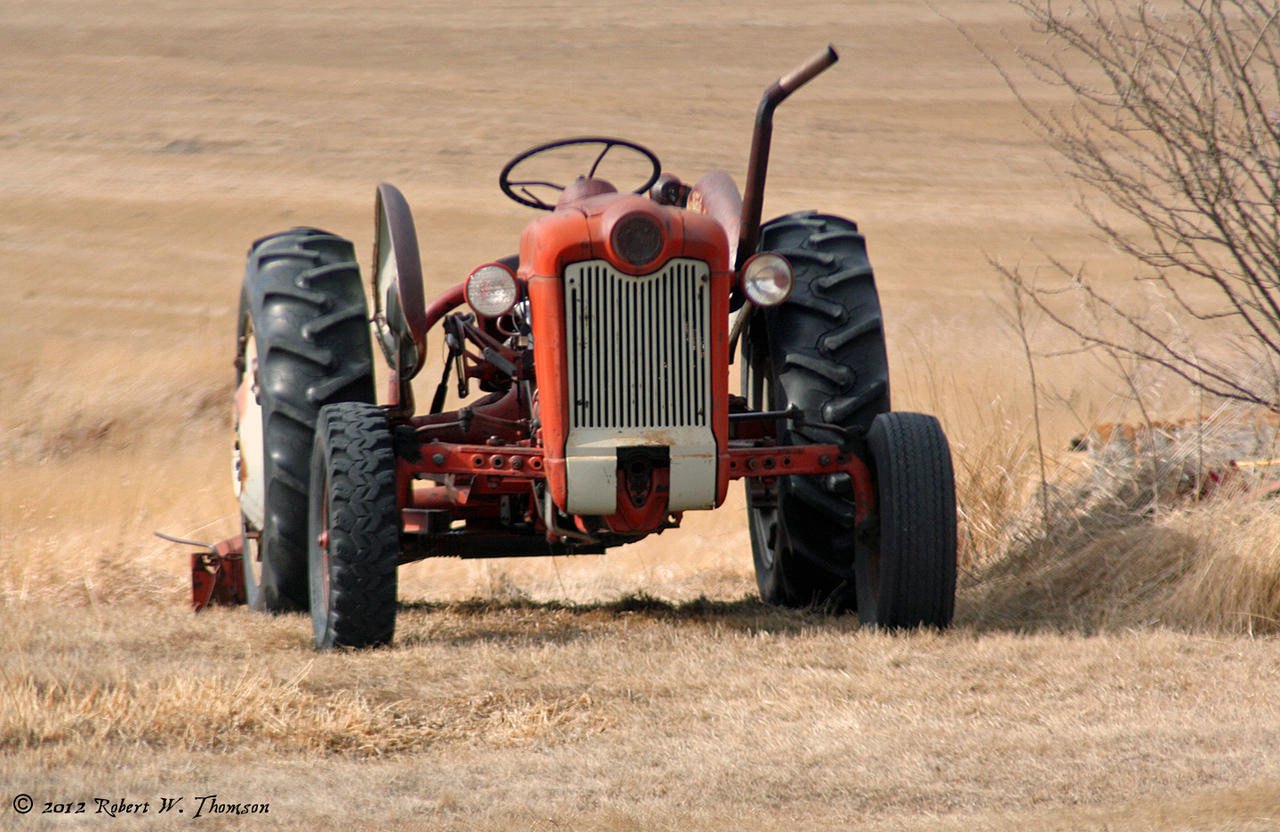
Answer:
[517,193,730,280]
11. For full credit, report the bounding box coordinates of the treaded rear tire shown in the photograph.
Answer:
[743,211,890,610]
[309,402,399,649]
[235,228,375,612]
[858,412,957,629]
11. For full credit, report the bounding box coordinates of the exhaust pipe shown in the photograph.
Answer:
[736,44,839,269]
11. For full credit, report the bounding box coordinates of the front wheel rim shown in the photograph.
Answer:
[749,500,779,571]
[319,482,331,617]
[235,320,268,605]
[241,516,265,603]
[310,467,333,646]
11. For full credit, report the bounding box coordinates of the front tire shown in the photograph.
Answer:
[857,412,957,629]
[743,212,890,610]
[233,228,375,612]
[309,403,399,649]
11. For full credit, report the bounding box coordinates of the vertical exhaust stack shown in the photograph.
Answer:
[736,45,839,270]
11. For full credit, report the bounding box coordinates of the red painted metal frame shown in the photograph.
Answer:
[724,442,875,524]
[396,440,876,537]
[191,536,247,611]
[425,282,469,333]
[405,443,547,481]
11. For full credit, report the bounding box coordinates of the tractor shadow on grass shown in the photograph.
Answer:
[393,594,862,648]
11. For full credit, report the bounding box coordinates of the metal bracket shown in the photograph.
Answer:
[156,531,247,611]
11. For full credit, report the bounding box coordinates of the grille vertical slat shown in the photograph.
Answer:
[601,264,613,423]
[564,258,711,431]
[680,261,691,424]
[674,263,686,426]
[571,270,585,427]
[692,264,706,424]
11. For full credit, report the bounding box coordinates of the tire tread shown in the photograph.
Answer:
[311,403,399,649]
[863,412,957,629]
[237,227,375,611]
[745,211,891,610]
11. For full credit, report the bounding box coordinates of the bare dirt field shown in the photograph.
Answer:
[3,1,1279,829]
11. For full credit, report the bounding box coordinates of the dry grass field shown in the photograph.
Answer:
[3,1,1280,829]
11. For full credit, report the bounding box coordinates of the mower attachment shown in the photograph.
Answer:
[156,531,247,611]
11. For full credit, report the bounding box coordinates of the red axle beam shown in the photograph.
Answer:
[398,440,875,525]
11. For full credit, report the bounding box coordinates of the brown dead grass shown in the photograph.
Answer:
[2,669,605,757]
[4,600,1280,830]
[963,492,1280,634]
[958,402,1280,635]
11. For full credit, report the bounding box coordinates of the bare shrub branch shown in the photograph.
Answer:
[991,1,1280,407]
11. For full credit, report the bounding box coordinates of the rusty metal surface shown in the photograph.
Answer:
[725,441,874,524]
[190,536,246,611]
[404,442,547,481]
[395,435,874,530]
[688,170,743,268]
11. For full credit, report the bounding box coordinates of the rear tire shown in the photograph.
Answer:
[234,228,375,612]
[743,212,890,610]
[309,402,399,649]
[857,412,957,629]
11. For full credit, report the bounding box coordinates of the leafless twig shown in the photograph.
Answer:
[974,1,1280,408]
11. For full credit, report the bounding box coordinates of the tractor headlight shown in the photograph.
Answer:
[610,211,666,267]
[740,252,794,306]
[465,263,520,318]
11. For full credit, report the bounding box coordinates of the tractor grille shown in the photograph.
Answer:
[563,258,712,430]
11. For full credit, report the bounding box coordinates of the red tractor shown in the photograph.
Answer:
[223,46,956,648]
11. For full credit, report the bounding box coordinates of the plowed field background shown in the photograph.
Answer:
[2,2,1278,829]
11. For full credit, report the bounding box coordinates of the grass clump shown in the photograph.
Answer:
[957,404,1280,634]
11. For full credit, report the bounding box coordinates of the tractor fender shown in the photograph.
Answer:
[372,183,428,381]
[687,170,742,268]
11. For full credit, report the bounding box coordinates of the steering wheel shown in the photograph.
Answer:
[499,137,661,210]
